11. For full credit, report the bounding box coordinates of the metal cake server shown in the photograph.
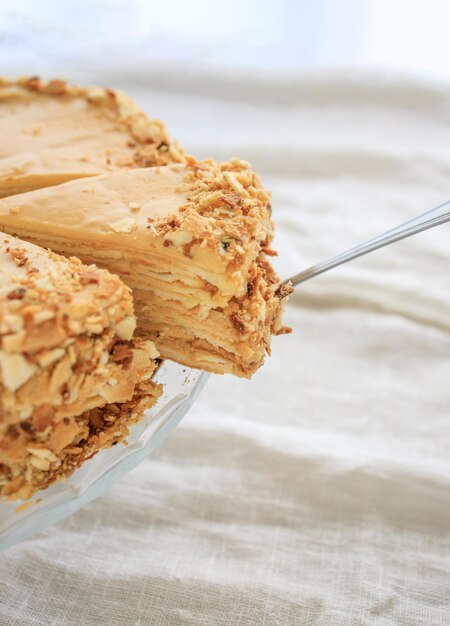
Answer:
[283,199,450,287]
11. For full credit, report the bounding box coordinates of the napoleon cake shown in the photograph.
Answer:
[0,76,184,198]
[0,157,291,377]
[0,234,162,500]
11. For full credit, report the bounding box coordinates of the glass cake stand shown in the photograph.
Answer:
[0,362,208,550]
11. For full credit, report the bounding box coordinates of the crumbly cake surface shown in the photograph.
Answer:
[0,158,291,376]
[0,76,185,198]
[0,234,162,500]
[0,380,162,501]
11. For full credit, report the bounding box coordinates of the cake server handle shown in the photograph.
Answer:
[283,199,450,288]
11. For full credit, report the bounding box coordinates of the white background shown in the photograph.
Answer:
[1,0,450,82]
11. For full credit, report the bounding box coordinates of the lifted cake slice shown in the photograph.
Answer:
[0,234,162,500]
[0,158,291,377]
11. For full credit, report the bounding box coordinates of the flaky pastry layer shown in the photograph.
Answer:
[135,254,290,376]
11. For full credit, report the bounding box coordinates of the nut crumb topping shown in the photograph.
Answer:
[0,378,162,501]
[150,158,274,266]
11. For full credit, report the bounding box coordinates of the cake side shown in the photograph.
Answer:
[134,253,291,376]
[0,234,162,500]
[1,380,162,501]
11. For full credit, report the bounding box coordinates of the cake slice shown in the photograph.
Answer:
[0,234,162,500]
[0,76,184,198]
[0,158,291,377]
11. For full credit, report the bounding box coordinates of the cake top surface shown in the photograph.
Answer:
[0,76,184,184]
[0,234,136,350]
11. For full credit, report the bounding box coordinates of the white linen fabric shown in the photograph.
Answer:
[1,71,449,626]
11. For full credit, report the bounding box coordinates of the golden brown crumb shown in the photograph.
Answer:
[150,157,274,266]
[0,380,162,501]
